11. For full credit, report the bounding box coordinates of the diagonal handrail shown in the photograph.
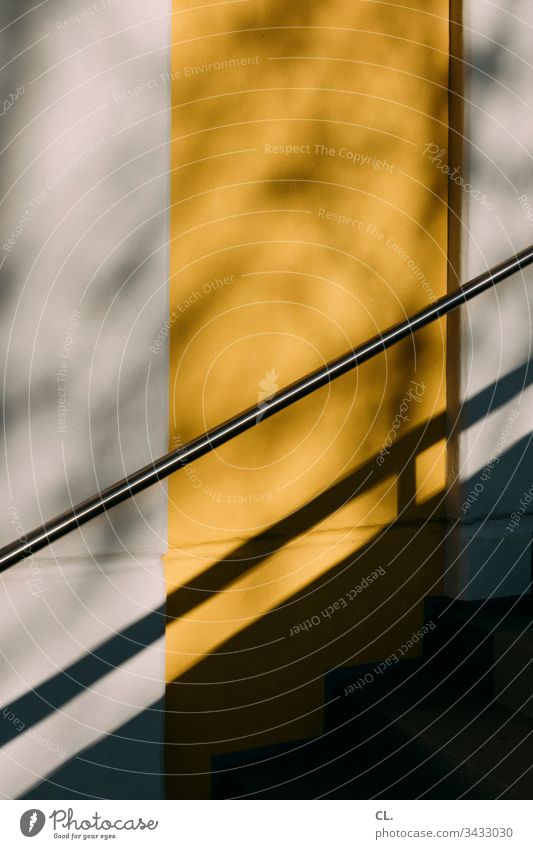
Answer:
[1,244,533,571]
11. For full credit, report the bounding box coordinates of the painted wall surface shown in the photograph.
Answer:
[0,1,170,798]
[445,0,533,599]
[8,0,525,801]
[166,0,450,798]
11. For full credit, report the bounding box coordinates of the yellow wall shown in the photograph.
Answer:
[166,0,449,798]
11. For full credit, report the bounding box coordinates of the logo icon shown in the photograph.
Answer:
[256,369,279,422]
[20,810,46,837]
[257,369,279,404]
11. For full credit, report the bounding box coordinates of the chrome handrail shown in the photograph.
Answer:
[2,244,532,571]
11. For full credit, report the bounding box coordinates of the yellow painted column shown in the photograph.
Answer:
[166,0,449,798]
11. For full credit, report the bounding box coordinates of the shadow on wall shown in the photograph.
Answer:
[5,376,529,798]
[0,0,169,799]
[164,0,452,799]
[1,0,531,802]
[22,700,165,801]
[445,0,533,598]
[162,379,530,800]
[164,0,533,798]
[0,0,169,559]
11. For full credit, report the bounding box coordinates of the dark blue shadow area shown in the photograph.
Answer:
[462,359,532,422]
[22,699,165,800]
[462,431,533,521]
[211,595,533,799]
[167,362,533,620]
[0,358,529,800]
[0,607,165,747]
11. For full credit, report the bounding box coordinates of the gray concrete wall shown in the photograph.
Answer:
[445,0,533,599]
[0,0,170,798]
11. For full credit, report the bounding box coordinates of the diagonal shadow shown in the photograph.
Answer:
[0,607,164,749]
[0,358,530,754]
[169,431,533,685]
[165,414,446,620]
[165,428,532,798]
[165,355,532,621]
[21,698,165,801]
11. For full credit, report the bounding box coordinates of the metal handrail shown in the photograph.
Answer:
[2,244,533,571]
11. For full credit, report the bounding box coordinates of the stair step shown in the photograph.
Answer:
[211,665,487,799]
[211,598,533,799]
[493,628,533,718]
[327,669,533,799]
